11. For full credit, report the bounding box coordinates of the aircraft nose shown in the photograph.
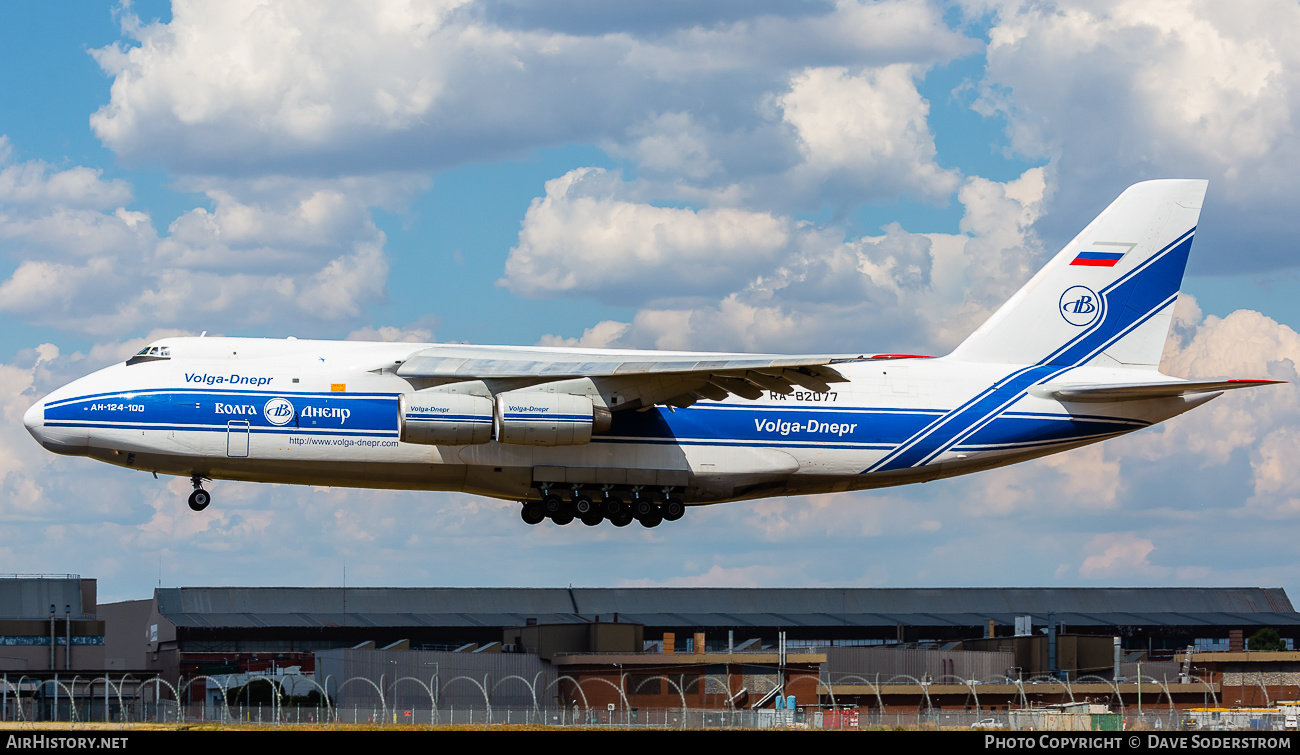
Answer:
[24,397,88,456]
[23,399,43,439]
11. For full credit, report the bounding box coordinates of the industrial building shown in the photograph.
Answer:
[5,577,1300,719]
[0,575,156,720]
[134,584,1300,712]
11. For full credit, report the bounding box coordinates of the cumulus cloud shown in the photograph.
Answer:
[777,64,961,205]
[1147,305,1300,519]
[964,444,1123,519]
[0,138,152,263]
[536,320,629,348]
[1079,532,1164,579]
[0,141,399,335]
[89,1,975,177]
[346,316,440,343]
[514,166,1047,354]
[502,167,793,306]
[968,0,1300,271]
[0,137,133,209]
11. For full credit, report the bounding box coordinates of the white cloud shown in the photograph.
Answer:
[0,137,154,262]
[516,166,1046,354]
[778,64,961,203]
[160,187,371,272]
[501,167,793,305]
[88,1,975,181]
[0,143,398,335]
[964,443,1123,518]
[969,0,1300,271]
[0,136,133,209]
[613,112,722,181]
[346,316,440,343]
[1079,532,1164,579]
[536,320,629,348]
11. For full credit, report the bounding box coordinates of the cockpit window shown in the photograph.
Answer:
[126,344,171,365]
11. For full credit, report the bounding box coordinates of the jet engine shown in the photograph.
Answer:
[398,393,493,446]
[494,390,611,446]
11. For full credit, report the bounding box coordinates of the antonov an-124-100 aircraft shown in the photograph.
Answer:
[23,180,1281,527]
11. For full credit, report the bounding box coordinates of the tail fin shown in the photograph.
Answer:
[949,179,1207,369]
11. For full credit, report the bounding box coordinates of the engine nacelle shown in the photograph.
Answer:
[399,393,493,446]
[495,391,610,446]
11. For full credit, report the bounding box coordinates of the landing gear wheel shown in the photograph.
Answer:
[520,502,545,525]
[632,498,656,519]
[541,494,564,516]
[551,502,575,526]
[602,495,624,518]
[662,498,685,521]
[573,495,594,516]
[611,511,634,527]
[638,507,663,528]
[580,511,604,526]
[187,489,211,512]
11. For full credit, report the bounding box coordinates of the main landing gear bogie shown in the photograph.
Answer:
[521,487,685,528]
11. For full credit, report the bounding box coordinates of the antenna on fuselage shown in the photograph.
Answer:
[200,331,207,337]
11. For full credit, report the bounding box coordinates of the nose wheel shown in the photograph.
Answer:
[188,474,211,512]
[188,489,211,511]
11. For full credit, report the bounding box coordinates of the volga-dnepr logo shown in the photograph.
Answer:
[1059,285,1101,327]
[263,397,296,426]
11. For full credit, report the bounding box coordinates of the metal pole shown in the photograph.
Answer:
[64,605,71,671]
[1048,612,1057,679]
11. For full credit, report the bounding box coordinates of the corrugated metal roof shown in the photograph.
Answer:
[0,578,84,619]
[152,586,1300,630]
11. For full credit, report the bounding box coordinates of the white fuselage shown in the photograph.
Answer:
[23,336,1210,506]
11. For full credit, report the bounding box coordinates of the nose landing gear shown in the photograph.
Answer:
[188,474,211,512]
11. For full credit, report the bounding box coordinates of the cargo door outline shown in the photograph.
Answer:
[226,420,250,457]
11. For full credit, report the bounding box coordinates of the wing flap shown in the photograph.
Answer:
[1035,379,1283,403]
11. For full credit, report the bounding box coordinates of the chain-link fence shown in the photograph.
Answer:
[0,673,1290,731]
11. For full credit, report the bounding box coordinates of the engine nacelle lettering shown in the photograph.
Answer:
[398,393,493,446]
[494,391,607,446]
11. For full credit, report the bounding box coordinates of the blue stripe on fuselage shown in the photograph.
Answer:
[607,404,940,445]
[44,390,400,434]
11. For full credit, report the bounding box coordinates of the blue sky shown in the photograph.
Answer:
[2,1,1300,603]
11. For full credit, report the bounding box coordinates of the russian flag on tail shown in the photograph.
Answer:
[1070,250,1126,267]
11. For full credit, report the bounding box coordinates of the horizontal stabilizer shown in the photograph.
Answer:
[1033,379,1283,403]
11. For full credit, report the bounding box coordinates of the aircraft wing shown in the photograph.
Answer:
[395,344,927,407]
[1034,378,1283,403]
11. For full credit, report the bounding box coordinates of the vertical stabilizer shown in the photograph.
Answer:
[949,179,1207,369]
